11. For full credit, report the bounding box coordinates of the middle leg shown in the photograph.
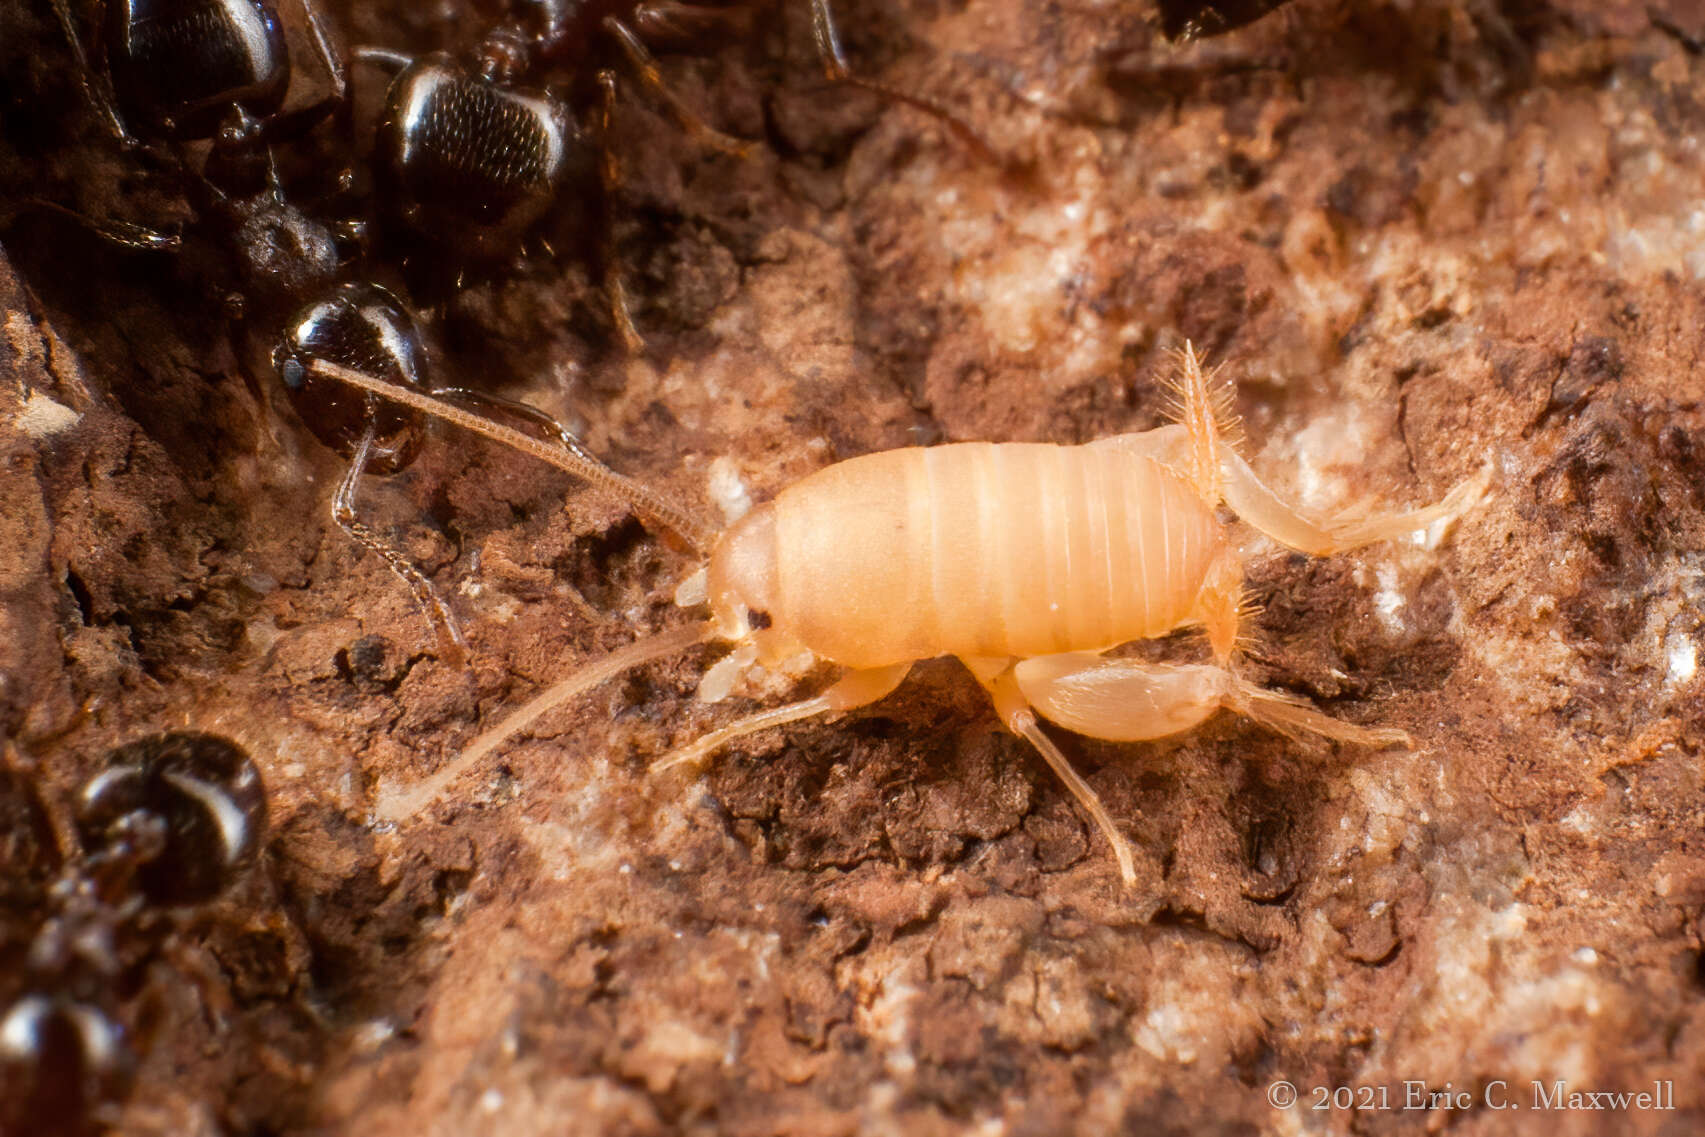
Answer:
[653,661,912,773]
[963,656,1139,887]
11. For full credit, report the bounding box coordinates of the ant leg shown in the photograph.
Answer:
[7,199,181,252]
[352,46,415,72]
[630,2,752,46]
[964,656,1138,887]
[653,662,911,773]
[261,0,349,141]
[600,17,751,156]
[47,0,137,146]
[804,0,998,162]
[595,69,646,356]
[331,420,468,666]
[1222,449,1490,557]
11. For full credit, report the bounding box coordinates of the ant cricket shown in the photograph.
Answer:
[307,345,1486,886]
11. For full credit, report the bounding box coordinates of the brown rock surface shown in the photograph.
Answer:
[3,0,1705,1134]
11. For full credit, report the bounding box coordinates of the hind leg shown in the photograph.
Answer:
[1010,654,1409,750]
[1223,449,1489,556]
[981,647,1411,886]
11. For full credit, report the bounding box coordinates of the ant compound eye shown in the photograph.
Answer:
[0,994,132,1137]
[279,356,306,390]
[75,733,267,908]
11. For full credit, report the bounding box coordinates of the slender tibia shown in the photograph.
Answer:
[1016,709,1137,886]
[371,622,714,822]
[1223,450,1490,557]
[305,360,717,553]
[602,18,751,156]
[595,69,646,356]
[971,660,1138,887]
[653,662,910,774]
[804,0,1001,164]
[333,423,467,666]
[1224,673,1411,748]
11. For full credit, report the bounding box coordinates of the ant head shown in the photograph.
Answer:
[275,283,430,474]
[75,732,267,910]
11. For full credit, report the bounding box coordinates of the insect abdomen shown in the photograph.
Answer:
[762,442,1226,669]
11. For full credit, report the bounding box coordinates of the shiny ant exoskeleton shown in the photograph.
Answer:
[33,0,350,268]
[17,0,580,659]
[1157,0,1294,41]
[47,0,347,153]
[0,733,269,1136]
[273,278,616,659]
[351,0,988,349]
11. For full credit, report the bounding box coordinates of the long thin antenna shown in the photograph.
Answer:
[371,621,717,822]
[306,360,718,555]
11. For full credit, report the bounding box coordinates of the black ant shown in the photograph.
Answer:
[0,733,269,1137]
[1157,0,1294,40]
[15,0,604,660]
[352,0,990,350]
[45,0,347,149]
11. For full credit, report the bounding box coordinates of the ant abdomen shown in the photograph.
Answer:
[105,0,292,140]
[75,731,269,910]
[275,281,430,475]
[372,54,587,259]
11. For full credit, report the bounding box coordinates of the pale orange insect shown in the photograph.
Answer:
[309,348,1486,886]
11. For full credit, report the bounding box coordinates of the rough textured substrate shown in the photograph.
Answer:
[3,1,1704,1134]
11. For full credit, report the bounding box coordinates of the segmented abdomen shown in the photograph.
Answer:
[768,442,1225,669]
